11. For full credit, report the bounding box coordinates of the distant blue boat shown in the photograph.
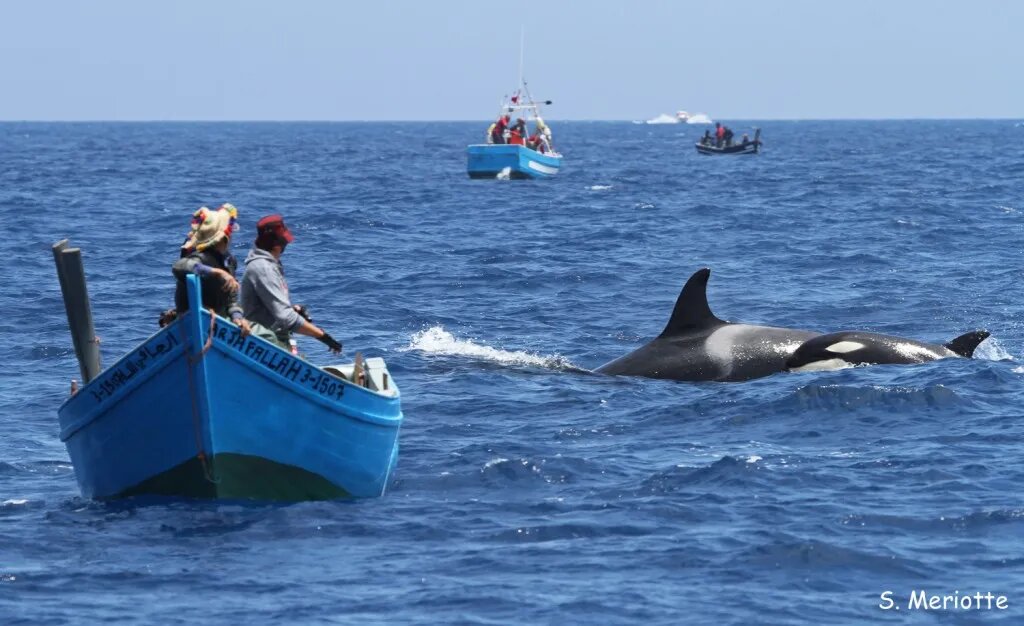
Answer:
[466,144,563,179]
[468,74,562,179]
[57,275,403,501]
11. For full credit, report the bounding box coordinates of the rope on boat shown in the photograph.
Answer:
[188,311,216,364]
[180,309,220,484]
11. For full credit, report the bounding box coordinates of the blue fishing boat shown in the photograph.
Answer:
[466,51,562,179]
[57,275,403,501]
[466,143,562,179]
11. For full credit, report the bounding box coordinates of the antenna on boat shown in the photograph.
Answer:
[518,26,524,89]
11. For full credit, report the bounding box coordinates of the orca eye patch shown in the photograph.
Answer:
[826,341,865,354]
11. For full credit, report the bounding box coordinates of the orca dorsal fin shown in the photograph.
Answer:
[659,268,725,336]
[945,329,990,357]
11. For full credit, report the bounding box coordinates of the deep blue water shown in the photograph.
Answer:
[1,120,1023,624]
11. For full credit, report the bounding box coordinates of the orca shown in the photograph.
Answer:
[596,268,821,382]
[785,330,991,372]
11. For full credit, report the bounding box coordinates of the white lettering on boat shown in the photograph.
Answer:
[213,322,345,402]
[90,332,181,403]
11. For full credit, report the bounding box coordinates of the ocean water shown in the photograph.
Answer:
[1,120,1022,624]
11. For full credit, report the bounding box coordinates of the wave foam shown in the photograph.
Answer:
[402,326,582,370]
[644,113,679,125]
[975,337,1014,361]
[639,112,713,124]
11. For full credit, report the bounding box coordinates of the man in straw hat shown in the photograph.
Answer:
[172,203,251,335]
[240,214,342,354]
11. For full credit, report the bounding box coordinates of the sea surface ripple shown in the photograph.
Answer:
[1,120,1022,624]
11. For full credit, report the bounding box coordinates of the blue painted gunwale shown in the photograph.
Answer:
[57,275,403,501]
[466,144,562,179]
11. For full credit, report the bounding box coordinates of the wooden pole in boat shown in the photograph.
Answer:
[352,352,365,387]
[52,239,69,306]
[52,240,102,383]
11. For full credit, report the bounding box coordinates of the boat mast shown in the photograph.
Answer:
[518,26,524,90]
[517,27,540,119]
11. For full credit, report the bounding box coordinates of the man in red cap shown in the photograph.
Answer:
[240,214,342,354]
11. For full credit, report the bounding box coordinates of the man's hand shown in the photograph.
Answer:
[237,317,252,337]
[318,331,343,354]
[212,268,239,293]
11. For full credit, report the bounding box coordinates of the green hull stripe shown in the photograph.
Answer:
[118,453,352,501]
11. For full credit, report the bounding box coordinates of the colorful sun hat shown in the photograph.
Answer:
[182,203,239,252]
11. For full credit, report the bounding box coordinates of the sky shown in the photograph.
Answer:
[0,0,1021,121]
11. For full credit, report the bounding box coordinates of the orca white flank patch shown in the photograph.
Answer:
[826,341,865,354]
[789,358,855,372]
[703,325,747,376]
[703,324,804,377]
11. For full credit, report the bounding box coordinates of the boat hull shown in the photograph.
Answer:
[57,285,402,502]
[466,144,562,179]
[695,142,760,155]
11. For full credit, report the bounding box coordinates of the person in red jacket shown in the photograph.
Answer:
[715,122,725,147]
[507,117,527,145]
[490,115,510,144]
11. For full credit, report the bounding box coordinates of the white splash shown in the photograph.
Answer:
[587,185,613,191]
[894,342,945,361]
[644,113,679,124]
[975,337,1014,361]
[402,326,580,370]
[643,111,713,124]
[746,455,762,464]
[2,499,28,506]
[771,340,808,357]
[496,167,512,180]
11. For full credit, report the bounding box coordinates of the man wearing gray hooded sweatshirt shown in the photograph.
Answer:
[240,214,343,355]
